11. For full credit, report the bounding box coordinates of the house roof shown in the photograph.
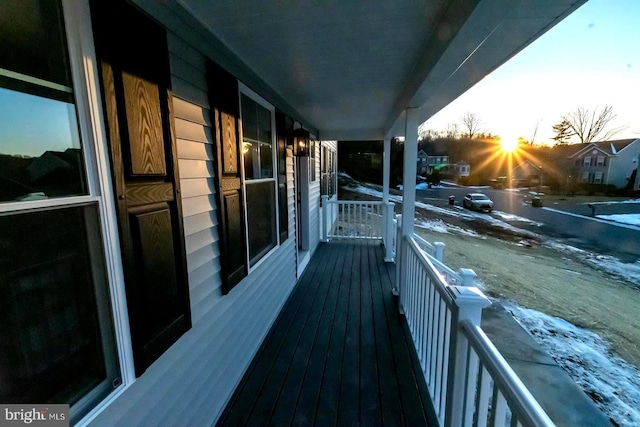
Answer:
[172,0,587,140]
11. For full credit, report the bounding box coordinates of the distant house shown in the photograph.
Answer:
[417,149,428,174]
[454,161,470,177]
[547,139,640,189]
[512,159,542,187]
[427,154,449,173]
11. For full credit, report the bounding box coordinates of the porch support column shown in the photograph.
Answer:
[382,138,391,203]
[382,138,394,261]
[401,108,419,237]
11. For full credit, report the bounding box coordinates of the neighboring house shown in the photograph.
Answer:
[427,154,450,173]
[545,139,640,189]
[454,161,471,178]
[417,149,428,174]
[512,159,543,187]
[0,1,586,426]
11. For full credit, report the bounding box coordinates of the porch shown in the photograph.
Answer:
[217,240,434,426]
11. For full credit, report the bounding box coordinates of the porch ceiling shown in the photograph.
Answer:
[179,0,586,140]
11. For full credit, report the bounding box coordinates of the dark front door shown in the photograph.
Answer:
[91,1,191,376]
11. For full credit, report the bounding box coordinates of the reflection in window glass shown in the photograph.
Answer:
[0,205,119,419]
[0,87,86,202]
[0,0,72,97]
[241,94,273,180]
[246,182,277,266]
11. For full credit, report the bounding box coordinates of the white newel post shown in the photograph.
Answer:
[433,241,445,262]
[321,195,329,242]
[445,286,491,427]
[459,268,477,287]
[384,202,395,262]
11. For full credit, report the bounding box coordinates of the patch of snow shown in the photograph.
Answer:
[545,241,640,287]
[621,199,640,204]
[493,211,543,225]
[415,219,483,238]
[503,301,640,427]
[597,214,640,227]
[338,171,353,179]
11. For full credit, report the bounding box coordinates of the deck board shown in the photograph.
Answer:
[217,241,432,426]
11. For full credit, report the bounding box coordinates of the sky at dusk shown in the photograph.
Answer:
[422,0,640,145]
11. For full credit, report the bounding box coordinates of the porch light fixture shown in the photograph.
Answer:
[292,128,310,157]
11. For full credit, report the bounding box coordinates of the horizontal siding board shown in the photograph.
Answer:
[172,76,210,109]
[188,260,220,292]
[167,31,207,72]
[177,139,213,160]
[181,177,215,198]
[185,226,218,255]
[175,118,213,143]
[170,54,208,91]
[186,243,219,274]
[182,194,216,218]
[178,159,214,179]
[173,97,212,127]
[183,210,217,238]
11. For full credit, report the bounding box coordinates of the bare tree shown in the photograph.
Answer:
[460,112,482,139]
[528,119,541,146]
[445,123,460,139]
[563,105,626,143]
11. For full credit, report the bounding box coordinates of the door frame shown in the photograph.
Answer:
[295,154,311,275]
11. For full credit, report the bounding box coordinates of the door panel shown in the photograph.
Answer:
[122,72,167,176]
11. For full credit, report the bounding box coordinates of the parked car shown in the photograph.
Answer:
[463,193,494,212]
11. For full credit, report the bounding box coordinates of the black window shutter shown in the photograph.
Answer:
[91,0,191,376]
[276,110,290,243]
[207,61,248,294]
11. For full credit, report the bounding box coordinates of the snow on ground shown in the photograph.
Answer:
[546,241,640,287]
[503,301,640,427]
[597,214,640,226]
[415,218,483,238]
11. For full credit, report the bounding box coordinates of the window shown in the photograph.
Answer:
[583,156,591,166]
[594,171,603,184]
[581,171,590,182]
[240,92,279,267]
[0,0,118,422]
[320,144,337,197]
[597,156,605,166]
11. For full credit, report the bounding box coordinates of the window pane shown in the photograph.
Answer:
[0,0,72,97]
[0,205,118,416]
[246,182,277,266]
[241,95,273,180]
[0,87,86,203]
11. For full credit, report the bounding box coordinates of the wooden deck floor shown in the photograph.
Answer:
[217,240,434,427]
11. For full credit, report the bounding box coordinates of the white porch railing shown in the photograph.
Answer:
[398,236,554,427]
[323,198,384,239]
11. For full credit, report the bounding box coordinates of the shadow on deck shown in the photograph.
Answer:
[217,240,435,426]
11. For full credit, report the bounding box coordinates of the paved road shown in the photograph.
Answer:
[415,186,640,262]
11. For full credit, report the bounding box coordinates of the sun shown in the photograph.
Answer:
[500,137,519,153]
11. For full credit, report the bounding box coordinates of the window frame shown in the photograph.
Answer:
[238,82,281,272]
[0,0,135,423]
[596,156,605,166]
[583,156,591,166]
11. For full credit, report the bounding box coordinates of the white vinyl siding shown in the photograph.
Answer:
[89,26,297,427]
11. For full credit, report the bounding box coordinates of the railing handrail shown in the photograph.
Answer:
[413,235,463,285]
[326,199,384,206]
[460,320,555,427]
[406,236,455,307]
